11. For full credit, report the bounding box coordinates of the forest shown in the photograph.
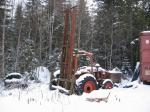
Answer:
[0,0,150,78]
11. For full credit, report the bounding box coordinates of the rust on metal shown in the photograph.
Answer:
[59,6,77,91]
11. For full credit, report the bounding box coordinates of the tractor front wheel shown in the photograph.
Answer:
[102,79,113,89]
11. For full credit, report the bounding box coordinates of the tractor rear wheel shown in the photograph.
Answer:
[75,74,97,95]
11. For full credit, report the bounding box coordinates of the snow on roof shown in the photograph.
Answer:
[141,31,150,33]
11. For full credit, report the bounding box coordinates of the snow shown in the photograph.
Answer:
[5,72,22,78]
[63,0,78,7]
[130,41,136,45]
[135,62,140,71]
[15,0,26,4]
[4,73,23,83]
[69,0,78,7]
[86,0,97,17]
[102,79,113,85]
[0,81,150,112]
[109,67,122,74]
[75,66,90,75]
[33,66,51,83]
[95,63,100,67]
[4,78,23,83]
[53,70,60,77]
[75,66,106,76]
[141,31,150,33]
[130,38,139,45]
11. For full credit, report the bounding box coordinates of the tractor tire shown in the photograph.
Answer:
[102,79,113,89]
[75,74,98,95]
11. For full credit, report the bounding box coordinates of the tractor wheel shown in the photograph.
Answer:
[102,79,113,89]
[75,74,98,95]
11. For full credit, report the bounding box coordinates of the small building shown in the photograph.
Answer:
[140,31,150,82]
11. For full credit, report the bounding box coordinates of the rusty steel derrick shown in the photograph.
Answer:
[59,6,77,92]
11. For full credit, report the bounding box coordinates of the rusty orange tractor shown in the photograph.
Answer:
[73,49,113,94]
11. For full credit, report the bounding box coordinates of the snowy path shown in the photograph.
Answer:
[0,83,150,112]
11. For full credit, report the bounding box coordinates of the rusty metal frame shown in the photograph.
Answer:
[59,6,77,92]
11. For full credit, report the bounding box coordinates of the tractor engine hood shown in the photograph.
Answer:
[75,65,107,76]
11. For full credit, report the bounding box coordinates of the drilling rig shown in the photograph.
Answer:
[50,2,113,95]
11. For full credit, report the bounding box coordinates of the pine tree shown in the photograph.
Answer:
[13,3,23,72]
[0,0,6,77]
[93,0,118,69]
[44,0,64,70]
[77,0,92,51]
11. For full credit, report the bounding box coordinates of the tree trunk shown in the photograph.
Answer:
[48,0,55,56]
[1,2,6,77]
[77,0,84,49]
[109,23,113,69]
[15,22,23,72]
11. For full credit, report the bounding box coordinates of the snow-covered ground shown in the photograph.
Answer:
[0,81,150,112]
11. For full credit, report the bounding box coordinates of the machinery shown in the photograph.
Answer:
[73,50,113,94]
[50,6,113,95]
